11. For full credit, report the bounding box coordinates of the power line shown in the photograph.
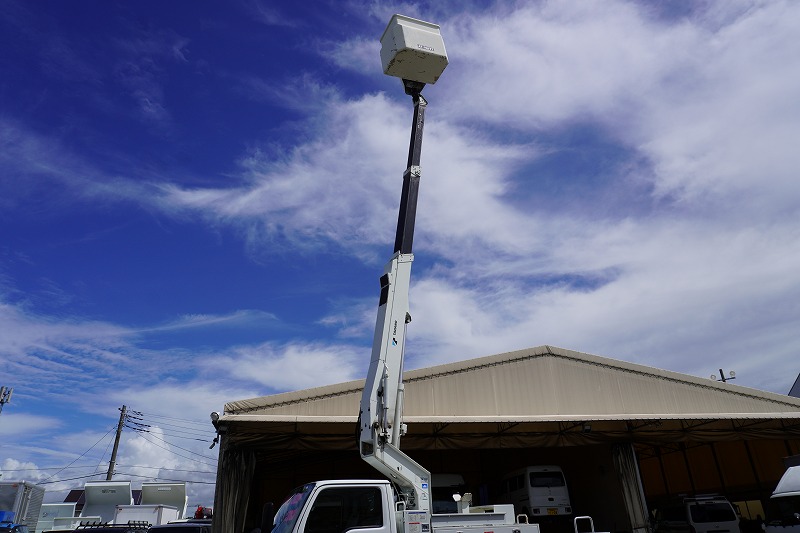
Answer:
[152,432,210,442]
[96,427,115,477]
[41,425,117,483]
[134,432,217,467]
[38,473,108,485]
[130,410,209,426]
[124,422,216,460]
[148,426,210,438]
[1,465,109,472]
[125,423,211,442]
[127,412,212,439]
[139,431,217,463]
[118,465,216,474]
[1,465,215,474]
[21,407,215,484]
[132,416,210,435]
[132,421,210,439]
[115,472,216,485]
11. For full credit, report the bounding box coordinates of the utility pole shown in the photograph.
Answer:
[0,387,13,416]
[107,405,127,480]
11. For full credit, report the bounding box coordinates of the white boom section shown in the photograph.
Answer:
[359,250,431,512]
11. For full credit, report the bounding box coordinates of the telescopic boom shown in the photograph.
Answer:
[358,14,448,513]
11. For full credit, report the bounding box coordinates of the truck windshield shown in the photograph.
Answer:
[272,483,315,533]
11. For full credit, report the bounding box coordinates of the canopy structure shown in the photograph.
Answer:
[220,345,800,450]
[212,346,800,533]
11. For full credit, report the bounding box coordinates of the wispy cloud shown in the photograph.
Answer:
[244,0,301,28]
[233,72,343,114]
[0,413,62,437]
[211,341,362,390]
[139,310,279,333]
[112,27,191,130]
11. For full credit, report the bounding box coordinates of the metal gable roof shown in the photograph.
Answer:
[222,345,800,423]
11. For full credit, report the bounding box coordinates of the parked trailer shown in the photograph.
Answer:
[0,481,46,533]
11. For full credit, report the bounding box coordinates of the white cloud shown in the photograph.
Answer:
[0,413,62,437]
[639,3,800,211]
[142,0,800,397]
[402,215,800,393]
[436,1,800,216]
[117,427,217,508]
[111,383,242,427]
[2,0,799,424]
[0,458,53,485]
[212,341,363,391]
[140,310,279,333]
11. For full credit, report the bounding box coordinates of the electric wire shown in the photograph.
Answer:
[135,429,218,462]
[123,412,216,461]
[0,465,215,474]
[149,426,211,438]
[127,412,212,438]
[131,420,210,439]
[124,424,213,452]
[130,410,210,426]
[133,432,217,466]
[133,417,209,434]
[1,465,109,472]
[95,428,116,476]
[117,465,216,474]
[40,425,117,483]
[38,472,109,485]
[115,472,216,485]
[27,407,216,481]
[125,423,211,442]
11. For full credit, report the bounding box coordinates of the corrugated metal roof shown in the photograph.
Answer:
[222,345,800,422]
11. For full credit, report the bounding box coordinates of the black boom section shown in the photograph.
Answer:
[393,92,427,255]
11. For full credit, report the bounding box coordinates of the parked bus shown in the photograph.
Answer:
[499,466,572,527]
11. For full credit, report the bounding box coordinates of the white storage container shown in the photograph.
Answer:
[114,504,179,526]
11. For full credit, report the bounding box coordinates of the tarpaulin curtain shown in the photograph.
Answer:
[613,442,651,533]
[213,441,256,533]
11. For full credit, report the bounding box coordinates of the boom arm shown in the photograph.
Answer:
[358,90,432,512]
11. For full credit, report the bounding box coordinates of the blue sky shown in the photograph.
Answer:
[2,0,800,509]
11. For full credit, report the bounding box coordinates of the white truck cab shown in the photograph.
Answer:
[270,480,537,533]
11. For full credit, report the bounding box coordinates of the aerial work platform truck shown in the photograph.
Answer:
[261,14,541,533]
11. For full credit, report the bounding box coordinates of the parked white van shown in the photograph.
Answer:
[654,495,741,533]
[499,465,572,522]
